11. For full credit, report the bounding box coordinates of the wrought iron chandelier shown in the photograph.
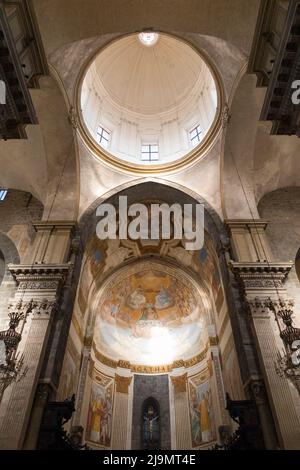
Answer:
[0,299,36,402]
[266,298,300,395]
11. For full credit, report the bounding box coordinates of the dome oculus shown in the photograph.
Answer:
[138,32,159,46]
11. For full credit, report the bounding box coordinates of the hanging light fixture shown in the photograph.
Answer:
[265,298,300,395]
[0,299,36,402]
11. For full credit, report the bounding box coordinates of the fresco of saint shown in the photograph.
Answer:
[86,381,113,447]
[189,378,215,447]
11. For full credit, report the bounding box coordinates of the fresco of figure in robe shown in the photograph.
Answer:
[86,380,113,447]
[188,377,215,446]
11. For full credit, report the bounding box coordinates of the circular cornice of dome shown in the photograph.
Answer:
[76,32,224,174]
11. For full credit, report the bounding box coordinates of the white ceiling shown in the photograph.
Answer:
[93,33,209,115]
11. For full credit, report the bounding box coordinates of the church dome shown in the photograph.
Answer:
[80,33,220,170]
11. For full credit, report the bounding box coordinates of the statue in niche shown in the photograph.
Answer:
[142,398,160,449]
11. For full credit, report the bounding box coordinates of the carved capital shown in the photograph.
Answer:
[246,297,270,319]
[32,299,57,318]
[171,373,187,394]
[115,374,132,394]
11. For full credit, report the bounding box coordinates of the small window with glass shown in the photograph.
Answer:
[189,125,203,146]
[141,144,159,162]
[0,189,7,201]
[96,126,110,149]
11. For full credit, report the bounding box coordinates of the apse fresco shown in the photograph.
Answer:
[94,269,205,365]
[188,373,216,446]
[86,377,113,447]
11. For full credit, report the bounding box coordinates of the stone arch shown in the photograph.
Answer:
[0,232,20,266]
[79,179,227,248]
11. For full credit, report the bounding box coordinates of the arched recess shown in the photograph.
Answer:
[0,232,20,329]
[79,180,227,248]
[0,232,20,265]
[221,70,266,219]
[76,256,220,450]
[142,397,160,450]
[57,181,246,451]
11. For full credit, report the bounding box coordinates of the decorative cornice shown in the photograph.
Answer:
[229,261,293,290]
[93,342,209,374]
[8,264,71,293]
[8,263,71,277]
[230,262,293,275]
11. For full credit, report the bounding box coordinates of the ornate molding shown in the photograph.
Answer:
[171,373,187,394]
[245,297,270,319]
[32,299,57,318]
[8,264,71,292]
[115,374,132,394]
[93,342,209,374]
[229,262,293,291]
